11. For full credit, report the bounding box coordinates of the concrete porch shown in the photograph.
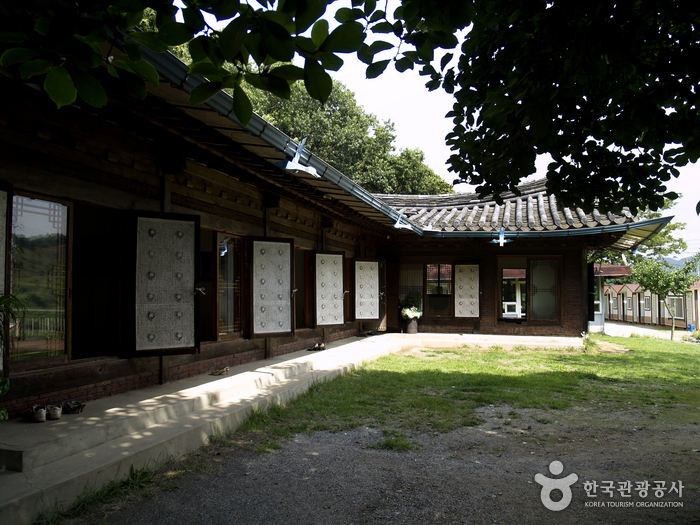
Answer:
[0,333,582,524]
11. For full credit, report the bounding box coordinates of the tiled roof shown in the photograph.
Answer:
[594,264,632,277]
[375,179,635,233]
[606,284,626,294]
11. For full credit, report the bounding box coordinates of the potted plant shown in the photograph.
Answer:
[0,294,24,421]
[401,292,423,334]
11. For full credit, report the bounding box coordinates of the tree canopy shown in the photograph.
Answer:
[632,254,699,339]
[1,1,698,211]
[248,78,452,194]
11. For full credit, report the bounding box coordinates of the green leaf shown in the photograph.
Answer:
[0,32,27,43]
[34,17,51,36]
[182,6,205,32]
[124,10,146,31]
[368,40,393,54]
[335,8,364,23]
[358,43,373,65]
[122,57,159,85]
[44,66,77,109]
[295,36,318,54]
[303,58,332,103]
[189,81,223,105]
[311,19,329,48]
[440,53,453,71]
[259,17,294,62]
[320,53,343,71]
[321,22,365,53]
[296,0,329,34]
[269,64,304,80]
[218,15,249,62]
[189,60,228,76]
[395,56,414,72]
[157,21,194,46]
[1,47,40,67]
[189,35,209,63]
[221,74,240,89]
[364,0,377,17]
[369,10,385,23]
[243,32,265,64]
[427,31,459,49]
[72,72,108,108]
[261,10,295,33]
[128,31,169,53]
[203,0,241,20]
[244,73,291,99]
[124,42,142,62]
[19,59,52,79]
[371,21,393,33]
[366,59,389,79]
[73,34,103,56]
[233,83,253,126]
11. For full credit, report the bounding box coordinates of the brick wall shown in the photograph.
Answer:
[0,329,361,419]
[0,370,160,419]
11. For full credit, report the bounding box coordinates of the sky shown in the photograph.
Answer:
[329,53,700,259]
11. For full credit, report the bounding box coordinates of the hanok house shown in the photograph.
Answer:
[0,48,672,418]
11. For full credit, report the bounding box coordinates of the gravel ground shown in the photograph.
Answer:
[73,401,699,525]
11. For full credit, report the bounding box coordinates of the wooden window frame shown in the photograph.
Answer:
[423,263,454,318]
[8,191,72,371]
[216,232,243,341]
[497,256,562,325]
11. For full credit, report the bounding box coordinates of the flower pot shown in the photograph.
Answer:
[406,319,418,334]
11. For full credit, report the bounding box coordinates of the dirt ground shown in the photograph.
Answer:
[68,346,700,525]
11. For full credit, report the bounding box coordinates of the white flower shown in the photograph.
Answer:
[401,306,423,320]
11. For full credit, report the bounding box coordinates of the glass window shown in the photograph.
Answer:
[668,297,684,319]
[398,263,423,307]
[593,278,602,314]
[529,259,559,322]
[501,267,527,319]
[217,235,241,336]
[425,263,452,316]
[10,196,68,361]
[626,297,633,310]
[644,296,651,310]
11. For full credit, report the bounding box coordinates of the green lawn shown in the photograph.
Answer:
[239,335,700,449]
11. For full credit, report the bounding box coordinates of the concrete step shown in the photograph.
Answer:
[0,333,582,525]
[0,361,314,473]
[0,365,339,524]
[0,335,402,525]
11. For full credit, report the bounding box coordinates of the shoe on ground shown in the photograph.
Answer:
[33,405,46,422]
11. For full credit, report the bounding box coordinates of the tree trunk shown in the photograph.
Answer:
[665,302,675,341]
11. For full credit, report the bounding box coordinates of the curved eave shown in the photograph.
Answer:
[417,216,672,249]
[139,48,672,247]
[141,47,411,232]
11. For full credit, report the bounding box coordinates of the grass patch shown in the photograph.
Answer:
[369,430,422,452]
[34,465,154,525]
[234,334,700,446]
